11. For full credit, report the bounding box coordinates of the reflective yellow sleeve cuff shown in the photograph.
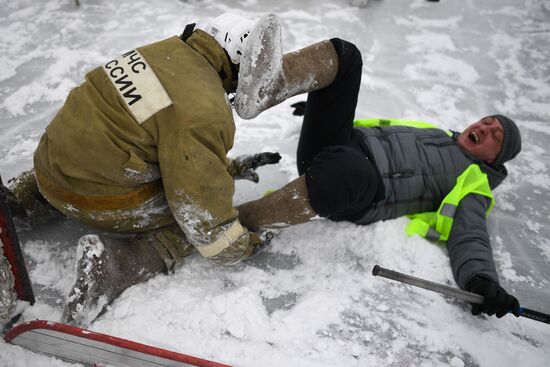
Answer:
[196,220,247,258]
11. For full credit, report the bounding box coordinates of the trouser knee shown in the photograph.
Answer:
[329,38,363,83]
[305,145,378,221]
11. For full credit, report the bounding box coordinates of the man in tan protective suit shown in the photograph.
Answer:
[4,13,293,327]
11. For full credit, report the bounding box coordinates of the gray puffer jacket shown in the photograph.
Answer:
[354,126,507,289]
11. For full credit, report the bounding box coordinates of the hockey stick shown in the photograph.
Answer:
[372,265,550,324]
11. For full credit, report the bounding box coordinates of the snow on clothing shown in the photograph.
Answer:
[300,39,503,290]
[33,31,254,266]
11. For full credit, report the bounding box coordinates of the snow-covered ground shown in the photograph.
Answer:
[1,0,550,366]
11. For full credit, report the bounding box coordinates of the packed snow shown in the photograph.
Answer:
[1,0,549,366]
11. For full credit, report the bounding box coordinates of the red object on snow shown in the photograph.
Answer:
[5,320,232,367]
[0,176,35,304]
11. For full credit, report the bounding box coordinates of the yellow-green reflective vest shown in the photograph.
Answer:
[353,118,495,242]
[354,118,451,136]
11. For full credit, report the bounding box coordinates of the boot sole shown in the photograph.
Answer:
[235,13,283,119]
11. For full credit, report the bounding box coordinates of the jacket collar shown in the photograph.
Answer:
[184,30,237,93]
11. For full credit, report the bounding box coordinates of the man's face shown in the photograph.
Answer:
[457,116,503,163]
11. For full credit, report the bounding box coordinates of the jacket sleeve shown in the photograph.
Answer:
[157,123,255,265]
[446,193,500,289]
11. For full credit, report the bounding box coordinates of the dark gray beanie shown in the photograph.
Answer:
[491,114,521,167]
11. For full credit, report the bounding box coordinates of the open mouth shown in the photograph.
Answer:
[469,131,480,144]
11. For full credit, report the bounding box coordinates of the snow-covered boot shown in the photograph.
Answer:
[237,176,316,232]
[197,12,255,65]
[235,14,339,119]
[64,233,168,327]
[0,252,17,324]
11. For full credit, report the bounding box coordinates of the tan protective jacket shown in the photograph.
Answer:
[34,31,253,265]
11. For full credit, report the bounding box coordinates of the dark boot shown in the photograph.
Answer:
[64,233,169,327]
[237,175,317,232]
[235,14,339,119]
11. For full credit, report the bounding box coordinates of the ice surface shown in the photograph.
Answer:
[1,0,549,366]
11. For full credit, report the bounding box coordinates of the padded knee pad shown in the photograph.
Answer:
[305,145,379,220]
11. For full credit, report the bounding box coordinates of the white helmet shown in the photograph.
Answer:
[198,13,255,64]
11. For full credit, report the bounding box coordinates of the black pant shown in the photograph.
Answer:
[298,38,383,221]
[297,38,364,174]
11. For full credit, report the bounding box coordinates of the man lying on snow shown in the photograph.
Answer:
[3,13,281,327]
[234,15,522,320]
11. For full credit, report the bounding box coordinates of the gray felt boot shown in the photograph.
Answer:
[64,233,167,327]
[235,14,339,119]
[236,176,316,232]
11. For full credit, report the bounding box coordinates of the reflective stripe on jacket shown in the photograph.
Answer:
[406,164,494,241]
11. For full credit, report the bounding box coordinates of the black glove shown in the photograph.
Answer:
[290,101,307,116]
[228,152,281,183]
[467,276,520,318]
